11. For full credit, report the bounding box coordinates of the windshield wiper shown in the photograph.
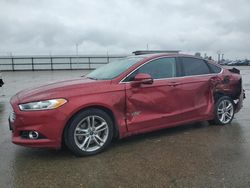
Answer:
[87,76,98,80]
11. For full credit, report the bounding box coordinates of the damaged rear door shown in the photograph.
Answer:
[176,57,216,121]
[124,57,183,132]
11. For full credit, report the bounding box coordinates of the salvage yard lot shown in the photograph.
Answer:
[0,67,250,187]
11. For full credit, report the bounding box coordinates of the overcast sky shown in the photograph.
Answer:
[0,0,249,59]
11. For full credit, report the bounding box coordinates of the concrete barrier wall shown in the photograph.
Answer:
[0,55,126,71]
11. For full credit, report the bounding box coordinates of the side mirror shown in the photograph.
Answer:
[131,73,153,86]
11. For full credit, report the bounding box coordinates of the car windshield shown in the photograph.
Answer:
[86,57,143,80]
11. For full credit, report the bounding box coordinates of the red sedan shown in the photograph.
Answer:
[9,53,245,156]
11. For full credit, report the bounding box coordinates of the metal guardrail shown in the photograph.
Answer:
[0,55,127,71]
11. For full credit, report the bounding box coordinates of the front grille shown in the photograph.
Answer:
[20,131,29,139]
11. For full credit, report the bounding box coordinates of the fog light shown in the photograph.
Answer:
[28,131,39,139]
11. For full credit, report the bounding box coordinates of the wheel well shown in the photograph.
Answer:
[62,106,119,145]
[214,78,242,101]
[214,92,235,102]
[214,92,224,102]
[213,92,238,111]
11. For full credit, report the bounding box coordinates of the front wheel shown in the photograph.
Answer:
[212,96,235,125]
[65,109,113,156]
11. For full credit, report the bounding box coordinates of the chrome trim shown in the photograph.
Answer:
[28,131,39,139]
[9,110,16,122]
[119,56,223,84]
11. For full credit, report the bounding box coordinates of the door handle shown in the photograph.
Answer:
[167,82,180,87]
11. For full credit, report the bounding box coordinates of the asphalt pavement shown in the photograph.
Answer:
[0,67,250,188]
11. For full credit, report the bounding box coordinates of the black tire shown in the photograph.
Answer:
[211,96,235,125]
[65,108,113,156]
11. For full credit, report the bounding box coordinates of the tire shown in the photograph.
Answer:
[212,96,235,125]
[65,108,113,156]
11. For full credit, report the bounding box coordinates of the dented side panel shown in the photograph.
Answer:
[213,70,245,112]
[124,75,225,133]
[125,79,185,132]
[177,75,215,121]
[124,69,245,136]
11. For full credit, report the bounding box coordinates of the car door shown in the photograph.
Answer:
[123,57,184,132]
[176,57,215,121]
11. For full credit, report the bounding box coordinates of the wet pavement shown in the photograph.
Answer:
[0,67,250,188]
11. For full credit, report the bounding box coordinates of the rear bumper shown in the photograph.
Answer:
[235,88,245,113]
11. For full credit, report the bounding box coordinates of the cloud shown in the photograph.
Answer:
[0,0,249,59]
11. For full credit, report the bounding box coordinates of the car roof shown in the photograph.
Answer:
[129,53,205,60]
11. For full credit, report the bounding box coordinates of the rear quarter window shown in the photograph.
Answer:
[180,57,210,76]
[207,63,222,73]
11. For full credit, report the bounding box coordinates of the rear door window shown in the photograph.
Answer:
[180,57,210,76]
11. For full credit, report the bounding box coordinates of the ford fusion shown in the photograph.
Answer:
[9,53,245,156]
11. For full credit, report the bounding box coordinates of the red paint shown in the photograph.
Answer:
[9,54,244,149]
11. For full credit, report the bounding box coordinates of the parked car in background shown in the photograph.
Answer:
[238,60,250,66]
[227,59,249,66]
[227,61,237,66]
[9,52,245,156]
[0,71,4,87]
[219,59,229,65]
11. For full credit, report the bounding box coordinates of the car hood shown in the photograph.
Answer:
[16,78,111,103]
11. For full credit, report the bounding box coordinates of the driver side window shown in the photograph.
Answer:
[124,57,176,81]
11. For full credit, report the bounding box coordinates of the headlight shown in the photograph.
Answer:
[19,99,67,111]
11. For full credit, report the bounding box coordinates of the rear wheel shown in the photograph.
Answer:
[212,96,235,125]
[65,109,113,156]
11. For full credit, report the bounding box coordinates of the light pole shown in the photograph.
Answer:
[76,43,79,56]
[217,50,221,64]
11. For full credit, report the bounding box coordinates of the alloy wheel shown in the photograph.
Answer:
[217,99,234,124]
[74,115,109,152]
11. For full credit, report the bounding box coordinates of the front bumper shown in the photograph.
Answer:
[9,103,68,149]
